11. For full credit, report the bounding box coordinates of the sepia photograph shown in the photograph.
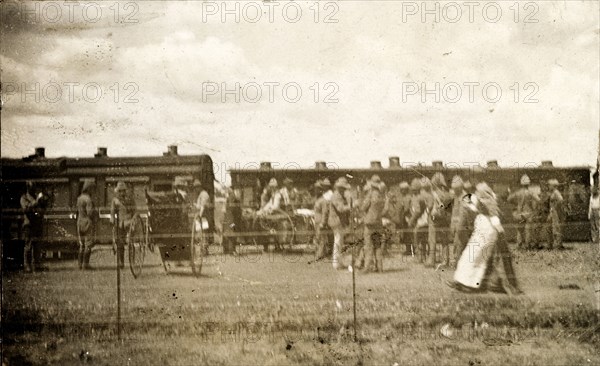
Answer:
[1,1,599,365]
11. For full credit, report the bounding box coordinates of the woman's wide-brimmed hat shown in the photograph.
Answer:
[475,182,499,216]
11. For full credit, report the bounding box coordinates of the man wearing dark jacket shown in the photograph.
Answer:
[20,181,46,272]
[77,180,97,270]
[361,175,386,273]
[328,178,352,269]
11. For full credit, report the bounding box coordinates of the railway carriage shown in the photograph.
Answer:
[229,158,593,243]
[1,145,215,274]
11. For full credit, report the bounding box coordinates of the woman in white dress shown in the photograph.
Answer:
[448,182,518,293]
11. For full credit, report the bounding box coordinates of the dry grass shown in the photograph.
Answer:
[2,243,599,365]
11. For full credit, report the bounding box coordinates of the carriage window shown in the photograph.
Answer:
[132,184,148,207]
[1,182,23,210]
[105,182,148,207]
[76,179,99,207]
[567,183,588,216]
[242,187,254,208]
[44,182,71,209]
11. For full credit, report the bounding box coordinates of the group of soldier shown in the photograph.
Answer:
[19,176,211,272]
[307,172,568,274]
[16,170,591,273]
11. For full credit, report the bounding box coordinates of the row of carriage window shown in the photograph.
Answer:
[1,178,591,217]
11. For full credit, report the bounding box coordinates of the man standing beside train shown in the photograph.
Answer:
[361,175,386,273]
[328,178,352,270]
[545,179,565,250]
[313,180,329,261]
[192,179,212,256]
[77,180,97,270]
[383,181,406,255]
[407,178,427,261]
[449,176,468,266]
[507,174,540,250]
[111,181,135,269]
[20,181,46,272]
[429,172,452,267]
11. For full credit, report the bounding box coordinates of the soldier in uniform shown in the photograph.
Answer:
[313,180,330,260]
[110,181,136,269]
[507,174,540,250]
[192,179,212,255]
[328,177,352,269]
[545,179,564,250]
[407,178,427,262]
[429,172,453,267]
[222,187,242,255]
[76,180,96,270]
[450,176,468,265]
[279,178,298,212]
[383,182,406,255]
[397,182,412,255]
[360,175,386,273]
[20,181,46,272]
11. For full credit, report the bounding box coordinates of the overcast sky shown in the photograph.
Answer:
[1,1,598,177]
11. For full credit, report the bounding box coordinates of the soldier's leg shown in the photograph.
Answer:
[524,219,533,250]
[591,212,599,243]
[544,216,553,250]
[374,233,384,272]
[553,212,563,249]
[332,228,342,269]
[412,226,419,259]
[78,235,85,270]
[31,224,43,271]
[418,228,427,263]
[362,225,375,272]
[515,224,524,249]
[438,226,450,266]
[314,226,324,260]
[83,235,94,269]
[22,225,32,272]
[426,221,436,266]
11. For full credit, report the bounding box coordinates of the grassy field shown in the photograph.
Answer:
[2,242,599,365]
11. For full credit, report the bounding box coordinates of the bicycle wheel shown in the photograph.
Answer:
[128,215,146,279]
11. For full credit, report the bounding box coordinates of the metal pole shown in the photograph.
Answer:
[348,179,357,342]
[116,214,122,341]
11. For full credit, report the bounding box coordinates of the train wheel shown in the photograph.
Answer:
[190,215,205,277]
[128,215,146,279]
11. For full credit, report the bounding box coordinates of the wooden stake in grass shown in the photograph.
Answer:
[347,174,358,342]
[115,214,122,341]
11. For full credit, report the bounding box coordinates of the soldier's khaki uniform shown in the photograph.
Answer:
[77,180,96,270]
[384,182,410,254]
[507,175,539,250]
[449,176,469,264]
[429,173,452,267]
[408,178,428,263]
[20,185,45,272]
[111,182,135,269]
[399,184,413,254]
[327,178,352,269]
[545,180,564,249]
[361,178,386,273]
[314,181,332,260]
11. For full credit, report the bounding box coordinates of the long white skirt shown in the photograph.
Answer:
[454,214,498,289]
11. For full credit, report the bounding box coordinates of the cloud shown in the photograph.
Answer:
[1,1,598,171]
